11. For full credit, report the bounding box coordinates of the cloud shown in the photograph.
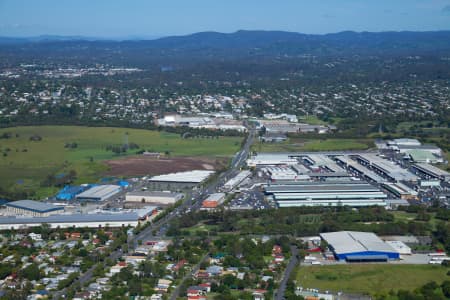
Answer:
[442,5,450,14]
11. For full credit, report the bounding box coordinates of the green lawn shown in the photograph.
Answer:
[253,138,373,152]
[296,264,448,297]
[0,126,242,198]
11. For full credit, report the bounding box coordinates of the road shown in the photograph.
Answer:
[169,253,210,300]
[51,128,255,299]
[275,245,299,300]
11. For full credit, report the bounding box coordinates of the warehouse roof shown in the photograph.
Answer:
[320,231,397,255]
[0,212,139,225]
[126,191,182,198]
[407,150,438,162]
[266,183,379,193]
[76,185,120,199]
[149,170,214,183]
[5,200,64,213]
[414,163,450,177]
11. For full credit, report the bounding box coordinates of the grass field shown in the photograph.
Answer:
[0,126,242,198]
[296,264,448,296]
[252,138,373,153]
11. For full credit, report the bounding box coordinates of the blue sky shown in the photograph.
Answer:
[1,0,450,38]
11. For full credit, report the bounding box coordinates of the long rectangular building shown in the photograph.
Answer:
[125,191,184,205]
[412,163,450,182]
[0,213,139,230]
[76,185,121,201]
[265,181,387,207]
[321,231,400,261]
[355,154,418,182]
[5,200,64,217]
[336,156,387,183]
[149,170,214,184]
[223,170,252,191]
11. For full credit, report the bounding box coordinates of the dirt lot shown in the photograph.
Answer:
[104,155,227,176]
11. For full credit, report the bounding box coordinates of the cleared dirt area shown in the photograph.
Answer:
[104,156,227,176]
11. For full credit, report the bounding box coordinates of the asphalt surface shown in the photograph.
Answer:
[169,253,210,300]
[275,245,299,300]
[51,128,255,299]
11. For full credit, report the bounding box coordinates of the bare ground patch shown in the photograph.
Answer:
[104,156,227,177]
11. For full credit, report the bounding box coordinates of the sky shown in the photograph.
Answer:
[1,0,450,38]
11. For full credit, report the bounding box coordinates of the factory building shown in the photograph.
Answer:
[149,170,214,184]
[76,185,121,201]
[0,213,140,230]
[247,153,298,167]
[320,231,400,261]
[4,200,64,217]
[125,191,184,206]
[406,149,443,164]
[412,163,450,182]
[201,193,226,210]
[382,182,418,200]
[223,170,252,191]
[355,154,418,182]
[304,154,343,173]
[336,156,387,184]
[265,181,388,207]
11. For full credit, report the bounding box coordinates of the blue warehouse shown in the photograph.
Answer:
[320,231,400,262]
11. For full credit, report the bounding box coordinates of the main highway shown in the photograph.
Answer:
[52,127,255,299]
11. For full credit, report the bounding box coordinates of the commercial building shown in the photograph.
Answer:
[76,185,121,201]
[304,154,343,173]
[406,149,443,164]
[265,181,388,207]
[389,138,422,147]
[262,166,300,181]
[247,153,298,167]
[149,170,214,184]
[412,163,450,182]
[385,240,412,255]
[201,193,226,210]
[382,182,418,200]
[4,200,64,217]
[0,213,139,230]
[336,156,387,183]
[125,191,184,206]
[223,170,252,191]
[355,154,418,182]
[320,231,400,261]
[156,115,246,132]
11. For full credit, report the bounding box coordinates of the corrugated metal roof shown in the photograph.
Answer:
[150,170,214,183]
[320,231,396,255]
[0,212,139,224]
[76,185,121,199]
[5,200,64,213]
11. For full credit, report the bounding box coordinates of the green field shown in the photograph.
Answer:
[296,264,448,297]
[0,126,242,198]
[252,138,373,152]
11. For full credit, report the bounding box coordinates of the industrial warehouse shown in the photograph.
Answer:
[0,213,140,230]
[4,200,64,217]
[149,170,215,184]
[264,181,388,207]
[320,231,400,261]
[125,191,184,206]
[355,153,419,182]
[75,184,122,201]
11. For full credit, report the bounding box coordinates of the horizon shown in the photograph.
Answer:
[2,28,450,42]
[1,0,450,38]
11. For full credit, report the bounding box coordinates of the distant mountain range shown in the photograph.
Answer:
[1,30,450,60]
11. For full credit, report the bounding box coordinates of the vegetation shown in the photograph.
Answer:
[295,264,449,298]
[0,126,242,199]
